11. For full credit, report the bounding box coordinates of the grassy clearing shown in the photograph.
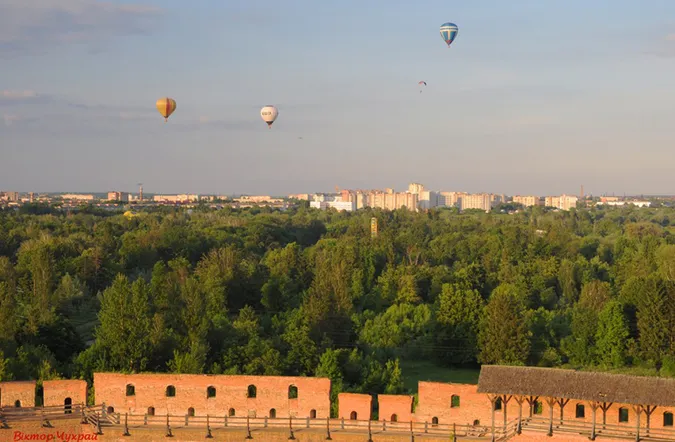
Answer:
[400,360,480,393]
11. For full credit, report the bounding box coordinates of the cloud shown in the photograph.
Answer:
[0,0,161,58]
[666,34,675,41]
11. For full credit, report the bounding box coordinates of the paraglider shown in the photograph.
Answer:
[418,81,427,93]
[260,105,278,128]
[439,23,459,47]
[156,97,176,122]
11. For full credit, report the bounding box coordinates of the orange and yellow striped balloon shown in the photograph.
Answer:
[156,97,177,122]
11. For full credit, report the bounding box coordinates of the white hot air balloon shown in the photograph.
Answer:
[260,105,279,128]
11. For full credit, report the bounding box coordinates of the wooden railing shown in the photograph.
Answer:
[6,406,675,441]
[104,412,517,440]
[0,406,515,440]
[520,417,675,441]
[0,403,86,428]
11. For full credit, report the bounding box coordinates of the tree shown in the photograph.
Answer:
[595,300,630,368]
[635,276,669,364]
[95,275,152,372]
[435,283,484,364]
[478,284,531,365]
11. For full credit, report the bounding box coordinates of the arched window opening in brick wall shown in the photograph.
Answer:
[126,384,135,396]
[14,400,21,408]
[64,398,72,414]
[390,414,398,422]
[288,385,298,399]
[310,409,317,419]
[229,408,235,417]
[166,385,176,397]
[576,404,585,418]
[350,411,357,420]
[473,420,480,426]
[432,417,439,426]
[148,407,155,416]
[533,401,542,415]
[269,408,276,418]
[493,397,502,411]
[247,385,257,398]
[207,386,216,398]
[664,412,673,427]
[107,406,115,414]
[451,395,460,408]
[188,407,195,417]
[619,407,629,423]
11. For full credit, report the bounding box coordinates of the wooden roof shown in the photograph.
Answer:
[477,365,675,407]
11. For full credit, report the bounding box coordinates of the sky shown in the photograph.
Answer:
[2,0,675,196]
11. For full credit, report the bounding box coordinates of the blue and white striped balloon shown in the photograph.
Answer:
[440,22,459,47]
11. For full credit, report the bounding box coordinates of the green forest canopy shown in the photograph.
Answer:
[1,203,675,405]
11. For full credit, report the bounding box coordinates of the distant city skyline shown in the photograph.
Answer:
[2,0,675,195]
[1,184,670,199]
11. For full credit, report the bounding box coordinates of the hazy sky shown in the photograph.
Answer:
[2,0,675,196]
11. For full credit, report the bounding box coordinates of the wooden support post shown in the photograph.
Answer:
[644,405,656,437]
[589,401,599,441]
[525,395,540,419]
[556,398,570,425]
[410,420,414,442]
[632,405,642,442]
[288,416,295,440]
[383,419,386,431]
[122,413,130,437]
[205,414,213,439]
[514,396,524,435]
[341,417,344,430]
[545,397,556,437]
[600,402,613,430]
[325,416,332,440]
[306,417,310,429]
[165,414,173,438]
[246,415,253,439]
[502,395,512,431]
[452,423,457,442]
[488,394,497,442]
[42,408,52,428]
[367,419,373,442]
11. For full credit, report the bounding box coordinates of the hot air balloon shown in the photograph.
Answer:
[440,23,459,48]
[156,97,176,122]
[260,105,278,128]
[418,81,427,93]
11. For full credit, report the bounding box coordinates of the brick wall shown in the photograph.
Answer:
[43,380,87,407]
[93,373,330,419]
[414,382,489,426]
[0,381,36,408]
[338,393,371,420]
[378,395,413,422]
